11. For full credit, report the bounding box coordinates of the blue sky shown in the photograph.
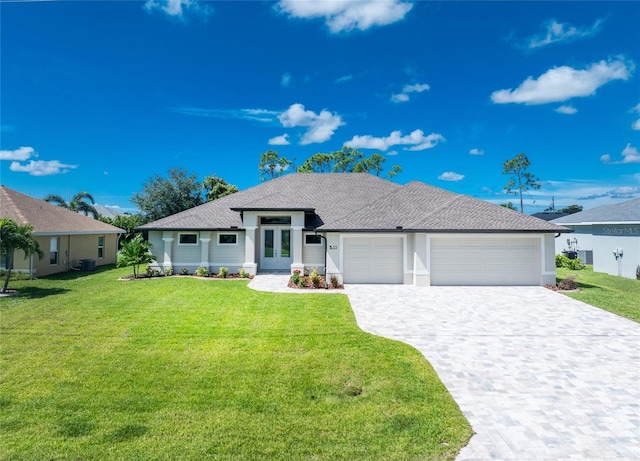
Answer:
[1,0,639,214]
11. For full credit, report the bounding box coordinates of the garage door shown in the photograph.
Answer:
[430,238,540,286]
[343,237,403,284]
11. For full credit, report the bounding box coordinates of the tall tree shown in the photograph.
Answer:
[297,147,402,178]
[131,167,204,221]
[502,153,541,213]
[558,204,583,214]
[43,191,98,218]
[258,150,292,181]
[116,234,156,279]
[0,218,43,293]
[203,174,239,201]
[332,146,364,172]
[100,214,148,245]
[297,153,334,173]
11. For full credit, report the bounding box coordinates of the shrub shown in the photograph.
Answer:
[180,268,189,275]
[195,266,209,277]
[555,254,584,270]
[218,267,229,278]
[309,269,321,288]
[291,269,301,286]
[330,275,340,288]
[558,274,578,291]
[239,268,249,278]
[164,266,173,276]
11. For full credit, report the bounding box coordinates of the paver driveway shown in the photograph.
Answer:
[345,285,640,460]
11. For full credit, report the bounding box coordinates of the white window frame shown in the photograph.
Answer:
[50,237,59,266]
[217,232,238,246]
[178,233,199,245]
[97,235,105,259]
[304,234,323,246]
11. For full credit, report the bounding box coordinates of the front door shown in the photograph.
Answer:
[261,226,292,270]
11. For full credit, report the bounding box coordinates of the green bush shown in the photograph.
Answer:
[239,268,249,278]
[556,254,584,270]
[330,275,340,288]
[195,266,210,277]
[180,268,189,275]
[218,267,229,278]
[309,269,321,288]
[164,266,173,276]
[291,270,301,286]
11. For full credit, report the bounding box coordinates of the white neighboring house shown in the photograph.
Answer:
[552,198,640,279]
[138,173,569,286]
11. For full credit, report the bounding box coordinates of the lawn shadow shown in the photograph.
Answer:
[12,287,71,299]
[41,264,116,282]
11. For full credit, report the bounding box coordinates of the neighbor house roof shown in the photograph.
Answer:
[551,197,640,225]
[139,173,568,233]
[0,186,124,235]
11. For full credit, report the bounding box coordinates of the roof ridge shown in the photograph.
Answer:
[1,187,32,225]
[404,192,461,229]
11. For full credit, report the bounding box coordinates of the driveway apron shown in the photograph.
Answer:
[345,285,640,460]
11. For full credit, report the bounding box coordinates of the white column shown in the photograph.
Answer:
[162,232,174,270]
[242,226,258,275]
[200,231,211,269]
[291,225,304,274]
[413,233,431,286]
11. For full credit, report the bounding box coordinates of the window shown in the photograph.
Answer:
[305,234,322,245]
[50,237,59,265]
[179,233,198,245]
[98,235,104,259]
[218,233,238,245]
[260,216,291,225]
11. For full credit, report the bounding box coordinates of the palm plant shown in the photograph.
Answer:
[116,234,156,279]
[43,191,99,218]
[0,218,43,293]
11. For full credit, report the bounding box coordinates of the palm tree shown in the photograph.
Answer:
[44,191,99,218]
[0,218,43,293]
[116,234,157,279]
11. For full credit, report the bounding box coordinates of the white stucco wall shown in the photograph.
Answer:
[591,225,640,279]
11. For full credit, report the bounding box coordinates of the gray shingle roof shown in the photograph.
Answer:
[552,198,640,224]
[139,173,568,233]
[0,186,124,234]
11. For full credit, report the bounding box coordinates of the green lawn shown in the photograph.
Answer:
[0,266,471,461]
[557,266,640,322]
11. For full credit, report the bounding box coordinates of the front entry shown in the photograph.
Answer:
[261,226,292,270]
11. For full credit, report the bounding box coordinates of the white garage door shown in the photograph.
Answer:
[343,237,404,284]
[430,238,541,286]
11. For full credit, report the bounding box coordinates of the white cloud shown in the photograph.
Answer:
[144,0,212,21]
[278,103,344,145]
[526,18,604,49]
[276,0,413,33]
[469,148,484,155]
[10,160,78,176]
[438,171,464,181]
[391,82,430,103]
[281,72,292,88]
[0,146,35,161]
[631,103,640,130]
[173,106,278,122]
[268,134,291,145]
[335,74,353,83]
[600,144,640,165]
[555,105,577,114]
[345,129,445,151]
[491,57,632,105]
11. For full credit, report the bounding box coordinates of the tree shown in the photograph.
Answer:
[558,204,583,214]
[203,174,239,201]
[0,218,43,293]
[258,150,292,181]
[296,147,402,178]
[44,191,98,218]
[502,153,541,213]
[100,214,148,245]
[116,234,156,279]
[131,167,204,221]
[500,202,518,210]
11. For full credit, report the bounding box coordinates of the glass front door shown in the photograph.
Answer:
[261,226,292,270]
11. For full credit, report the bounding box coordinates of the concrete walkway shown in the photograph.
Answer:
[250,276,640,460]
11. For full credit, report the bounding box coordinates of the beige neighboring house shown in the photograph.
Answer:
[1,186,124,277]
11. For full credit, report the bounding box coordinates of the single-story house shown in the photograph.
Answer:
[0,186,124,277]
[139,173,568,286]
[552,198,640,279]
